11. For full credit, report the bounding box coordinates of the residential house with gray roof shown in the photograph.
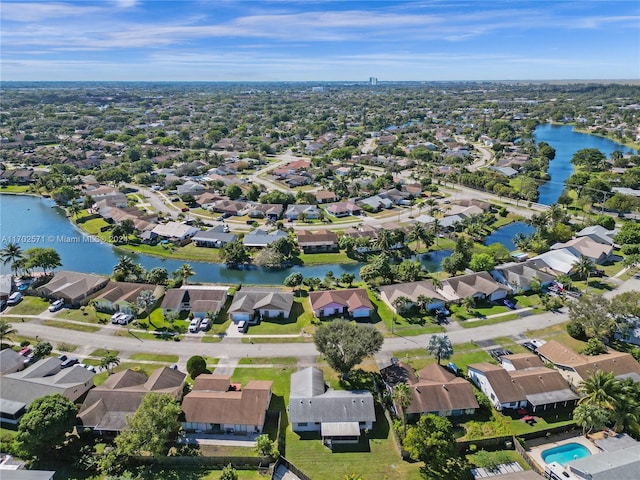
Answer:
[491,261,556,293]
[161,286,229,318]
[289,367,376,446]
[228,290,294,323]
[1,357,95,424]
[192,225,237,248]
[37,271,110,306]
[284,204,320,221]
[243,228,288,248]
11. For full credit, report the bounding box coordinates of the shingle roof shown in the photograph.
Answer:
[501,353,545,370]
[182,377,272,426]
[37,270,108,302]
[228,291,294,314]
[297,229,338,246]
[441,271,510,301]
[308,288,373,313]
[406,364,479,414]
[378,280,447,304]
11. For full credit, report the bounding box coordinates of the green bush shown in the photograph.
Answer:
[567,320,586,340]
[186,355,207,379]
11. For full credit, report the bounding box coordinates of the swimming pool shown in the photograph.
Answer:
[542,443,591,466]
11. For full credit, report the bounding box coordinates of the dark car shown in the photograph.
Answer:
[181,207,190,212]
[590,269,605,277]
[522,342,537,353]
[222,212,232,219]
[60,357,79,368]
[503,299,517,310]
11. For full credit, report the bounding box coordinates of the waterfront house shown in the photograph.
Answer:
[192,225,237,248]
[289,367,375,446]
[308,288,374,319]
[37,271,110,306]
[378,280,447,313]
[242,228,289,248]
[90,281,164,314]
[297,230,339,253]
[77,367,185,435]
[161,286,229,318]
[151,222,199,243]
[576,225,616,246]
[531,249,581,276]
[551,237,614,265]
[491,261,556,293]
[228,290,294,323]
[181,374,272,436]
[439,271,510,303]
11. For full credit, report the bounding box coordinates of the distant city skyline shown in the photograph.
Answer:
[1,0,639,82]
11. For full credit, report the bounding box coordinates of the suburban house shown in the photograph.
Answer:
[284,204,321,221]
[243,203,283,221]
[289,367,376,446]
[0,349,26,376]
[297,230,339,253]
[468,356,579,413]
[192,225,237,248]
[242,228,289,248]
[491,261,556,293]
[358,195,393,211]
[90,281,164,314]
[37,271,110,306]
[161,286,229,318]
[181,374,273,436]
[314,190,337,204]
[77,367,185,435]
[546,442,640,480]
[379,280,447,313]
[535,340,640,387]
[438,214,464,231]
[551,237,614,265]
[308,288,374,319]
[381,362,478,420]
[211,199,247,216]
[0,274,12,303]
[325,202,362,218]
[1,358,95,424]
[195,192,224,209]
[615,316,640,346]
[151,222,199,243]
[228,290,294,323]
[176,180,205,196]
[531,249,581,276]
[576,225,616,246]
[439,272,510,303]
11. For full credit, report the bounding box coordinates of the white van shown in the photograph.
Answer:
[7,292,22,306]
[237,320,248,333]
[188,318,202,333]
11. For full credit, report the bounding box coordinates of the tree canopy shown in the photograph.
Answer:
[313,320,383,378]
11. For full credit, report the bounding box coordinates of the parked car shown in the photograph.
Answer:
[111,312,124,324]
[48,299,65,312]
[590,269,605,277]
[60,357,79,368]
[58,354,68,362]
[19,347,32,357]
[181,207,190,212]
[503,299,517,310]
[117,313,133,325]
[188,318,202,333]
[7,292,22,306]
[200,319,210,331]
[522,342,537,352]
[237,320,248,333]
[222,212,232,219]
[435,308,450,317]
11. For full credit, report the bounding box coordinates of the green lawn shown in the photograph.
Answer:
[525,323,588,352]
[6,296,49,315]
[90,349,118,357]
[246,297,314,335]
[241,336,313,343]
[238,357,298,365]
[42,320,101,333]
[55,305,109,324]
[457,314,520,328]
[129,352,179,363]
[393,342,494,374]
[467,449,530,471]
[285,403,422,480]
[93,362,163,386]
[298,250,358,265]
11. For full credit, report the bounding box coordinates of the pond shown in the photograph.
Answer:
[484,222,535,252]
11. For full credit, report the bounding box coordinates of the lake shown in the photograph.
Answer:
[484,222,535,251]
[533,124,634,205]
[0,195,449,283]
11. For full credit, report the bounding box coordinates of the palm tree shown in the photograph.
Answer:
[430,277,442,291]
[426,334,453,364]
[99,353,120,375]
[68,202,81,219]
[573,256,595,293]
[579,370,621,410]
[416,294,433,314]
[392,383,412,438]
[408,223,426,253]
[113,255,137,280]
[462,296,476,313]
[1,243,24,276]
[0,319,17,344]
[392,296,411,314]
[136,290,156,324]
[174,263,195,285]
[610,395,639,434]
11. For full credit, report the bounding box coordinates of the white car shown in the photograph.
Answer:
[118,313,133,325]
[48,299,65,312]
[111,312,125,324]
[188,318,201,333]
[200,319,210,331]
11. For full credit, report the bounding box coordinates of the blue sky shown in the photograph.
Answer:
[1,0,639,81]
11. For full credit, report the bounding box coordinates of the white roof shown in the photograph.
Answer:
[532,249,580,274]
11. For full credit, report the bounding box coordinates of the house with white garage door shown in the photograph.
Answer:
[308,288,374,319]
[228,290,294,323]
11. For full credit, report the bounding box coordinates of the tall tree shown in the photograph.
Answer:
[100,353,121,375]
[16,394,77,460]
[573,402,610,436]
[136,290,156,323]
[314,320,383,379]
[1,242,24,275]
[114,393,182,457]
[426,334,453,364]
[579,370,621,410]
[0,319,17,344]
[284,272,304,296]
[573,256,595,293]
[392,383,412,438]
[403,414,468,479]
[173,263,195,285]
